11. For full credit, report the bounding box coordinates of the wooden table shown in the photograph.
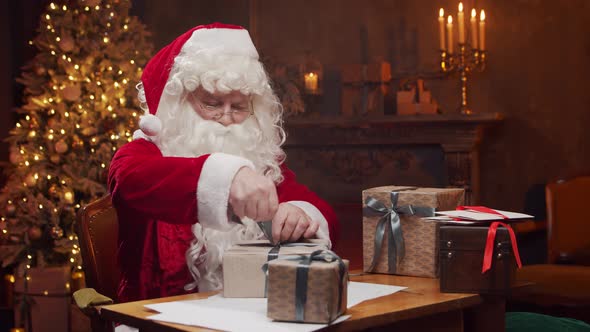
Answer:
[100,273,505,332]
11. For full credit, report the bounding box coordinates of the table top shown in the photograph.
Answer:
[100,272,483,331]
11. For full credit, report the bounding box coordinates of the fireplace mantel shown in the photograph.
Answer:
[284,113,503,204]
[283,113,503,267]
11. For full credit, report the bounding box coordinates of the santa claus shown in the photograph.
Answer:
[108,23,339,303]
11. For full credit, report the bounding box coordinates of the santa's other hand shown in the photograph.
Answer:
[229,167,278,221]
[272,203,320,243]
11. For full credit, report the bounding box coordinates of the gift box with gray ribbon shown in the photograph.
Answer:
[266,250,348,324]
[222,239,329,298]
[362,185,464,277]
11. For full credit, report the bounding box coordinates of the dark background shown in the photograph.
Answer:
[2,0,588,212]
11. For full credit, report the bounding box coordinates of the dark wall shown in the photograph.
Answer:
[254,0,590,212]
[141,0,590,212]
[2,0,589,214]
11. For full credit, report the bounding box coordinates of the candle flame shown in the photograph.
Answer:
[480,10,486,21]
[458,3,463,12]
[439,8,444,17]
[447,15,453,24]
[471,8,476,18]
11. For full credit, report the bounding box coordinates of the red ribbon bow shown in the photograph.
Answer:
[456,206,523,273]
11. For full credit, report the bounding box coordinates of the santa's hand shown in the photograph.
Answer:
[271,203,320,244]
[229,167,278,221]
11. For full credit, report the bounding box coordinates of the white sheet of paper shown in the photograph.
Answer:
[435,209,533,221]
[145,281,405,332]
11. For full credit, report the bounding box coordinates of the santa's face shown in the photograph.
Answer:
[187,88,252,126]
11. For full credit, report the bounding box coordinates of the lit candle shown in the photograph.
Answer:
[458,3,465,44]
[479,10,486,51]
[304,72,318,93]
[447,15,454,54]
[438,8,446,50]
[470,8,478,48]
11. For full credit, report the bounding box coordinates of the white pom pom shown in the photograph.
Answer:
[132,129,150,141]
[139,114,162,136]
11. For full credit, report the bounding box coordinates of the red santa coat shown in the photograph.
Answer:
[108,138,339,302]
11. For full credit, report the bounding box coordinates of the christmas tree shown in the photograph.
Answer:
[0,0,153,271]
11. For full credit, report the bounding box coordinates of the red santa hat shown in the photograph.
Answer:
[138,23,259,136]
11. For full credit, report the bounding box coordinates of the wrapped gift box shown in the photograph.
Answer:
[341,61,391,116]
[222,239,329,298]
[397,79,438,115]
[439,225,518,294]
[13,266,71,332]
[266,251,348,323]
[362,186,464,277]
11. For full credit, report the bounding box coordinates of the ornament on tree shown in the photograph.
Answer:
[29,117,39,128]
[72,138,85,150]
[0,220,6,232]
[27,226,43,241]
[83,0,102,7]
[9,151,22,165]
[63,191,75,204]
[5,204,16,217]
[103,117,116,131]
[50,154,60,164]
[50,225,64,239]
[24,173,37,187]
[58,35,75,53]
[82,127,98,136]
[48,185,59,198]
[55,139,68,154]
[8,218,18,226]
[35,65,46,76]
[61,84,81,101]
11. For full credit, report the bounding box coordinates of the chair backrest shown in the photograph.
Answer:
[546,176,590,264]
[76,194,120,301]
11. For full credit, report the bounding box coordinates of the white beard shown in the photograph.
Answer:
[154,102,274,174]
[151,103,281,292]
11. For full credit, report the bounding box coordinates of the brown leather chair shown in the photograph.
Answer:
[75,194,120,332]
[509,176,590,322]
[545,176,590,265]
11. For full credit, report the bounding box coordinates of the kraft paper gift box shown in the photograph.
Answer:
[222,239,329,298]
[362,186,464,277]
[266,250,348,324]
[396,79,438,115]
[13,266,71,332]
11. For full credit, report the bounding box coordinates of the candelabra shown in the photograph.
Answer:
[440,44,486,115]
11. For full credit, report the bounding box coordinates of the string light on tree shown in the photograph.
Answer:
[0,0,154,272]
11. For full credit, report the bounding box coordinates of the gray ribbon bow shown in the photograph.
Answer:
[364,191,435,273]
[262,242,325,296]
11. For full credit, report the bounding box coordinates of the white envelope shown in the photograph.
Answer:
[433,209,534,221]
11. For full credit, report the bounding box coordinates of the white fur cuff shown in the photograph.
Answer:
[286,201,331,248]
[197,153,255,231]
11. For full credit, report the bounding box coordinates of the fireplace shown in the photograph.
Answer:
[284,113,503,268]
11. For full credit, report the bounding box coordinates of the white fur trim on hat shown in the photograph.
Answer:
[196,153,255,231]
[188,27,259,59]
[138,114,162,136]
